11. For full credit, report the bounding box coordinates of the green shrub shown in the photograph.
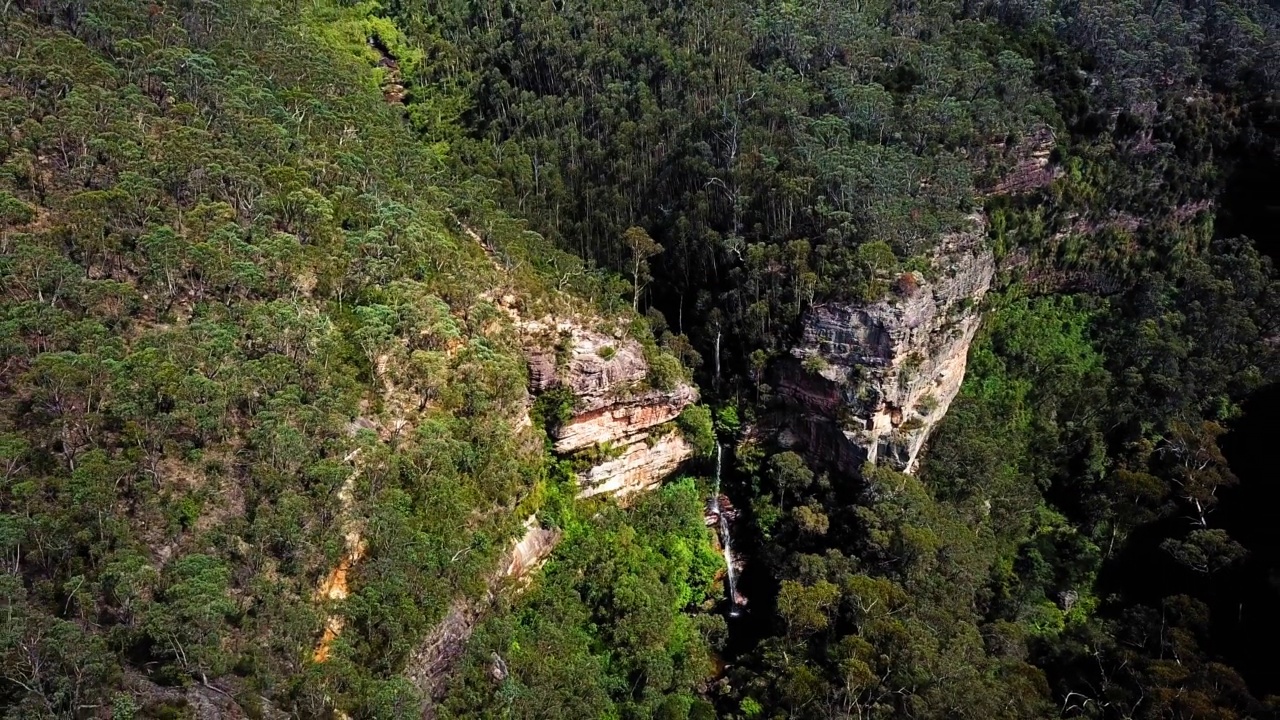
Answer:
[570,440,627,471]
[676,405,715,457]
[915,393,939,415]
[645,347,686,391]
[898,417,926,433]
[715,404,741,434]
[532,386,576,437]
[110,693,140,720]
[0,192,35,226]
[801,353,830,375]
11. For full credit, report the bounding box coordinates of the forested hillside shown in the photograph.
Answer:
[0,0,708,716]
[381,0,1280,717]
[3,0,1280,718]
[0,0,531,713]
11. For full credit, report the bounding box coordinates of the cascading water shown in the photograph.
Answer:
[711,442,741,617]
[714,329,722,386]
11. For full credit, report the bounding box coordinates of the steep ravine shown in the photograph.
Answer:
[398,234,700,713]
[391,99,1035,720]
[416,132,1035,711]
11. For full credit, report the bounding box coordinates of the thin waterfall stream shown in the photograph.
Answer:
[711,442,742,617]
[714,329,722,386]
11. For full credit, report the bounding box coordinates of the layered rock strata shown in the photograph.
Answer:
[578,432,694,499]
[405,312,698,716]
[521,317,698,493]
[781,221,995,474]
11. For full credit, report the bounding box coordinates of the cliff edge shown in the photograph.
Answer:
[520,315,698,497]
[780,219,995,474]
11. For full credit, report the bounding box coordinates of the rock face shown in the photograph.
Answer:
[989,124,1059,196]
[550,385,697,455]
[409,516,562,718]
[578,432,694,499]
[521,317,698,494]
[502,515,563,577]
[407,312,698,714]
[408,226,700,715]
[781,221,995,474]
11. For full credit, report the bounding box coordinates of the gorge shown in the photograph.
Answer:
[2,0,1278,718]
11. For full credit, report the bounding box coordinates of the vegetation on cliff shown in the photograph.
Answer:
[3,0,1280,718]
[0,0,695,715]
[376,0,1280,716]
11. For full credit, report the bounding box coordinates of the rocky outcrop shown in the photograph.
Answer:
[578,432,694,499]
[523,320,650,408]
[405,316,697,714]
[781,220,995,474]
[369,38,406,105]
[397,228,699,715]
[989,124,1059,196]
[520,316,698,494]
[503,515,563,577]
[551,385,696,455]
[466,219,698,498]
[409,516,562,718]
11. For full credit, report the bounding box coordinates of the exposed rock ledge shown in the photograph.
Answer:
[781,220,995,474]
[578,432,694,499]
[550,385,697,454]
[405,314,697,714]
[409,516,562,718]
[519,315,698,493]
[469,218,698,496]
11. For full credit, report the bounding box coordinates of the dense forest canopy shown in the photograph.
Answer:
[386,0,1280,715]
[0,0,638,714]
[393,0,1280,360]
[2,0,1280,718]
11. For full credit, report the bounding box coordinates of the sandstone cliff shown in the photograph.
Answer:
[468,212,698,498]
[405,316,697,715]
[781,220,995,474]
[520,316,698,494]
[578,432,694,499]
[403,303,697,716]
[408,516,562,717]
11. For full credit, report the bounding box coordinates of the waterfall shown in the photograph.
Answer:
[714,329,721,385]
[711,443,741,617]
